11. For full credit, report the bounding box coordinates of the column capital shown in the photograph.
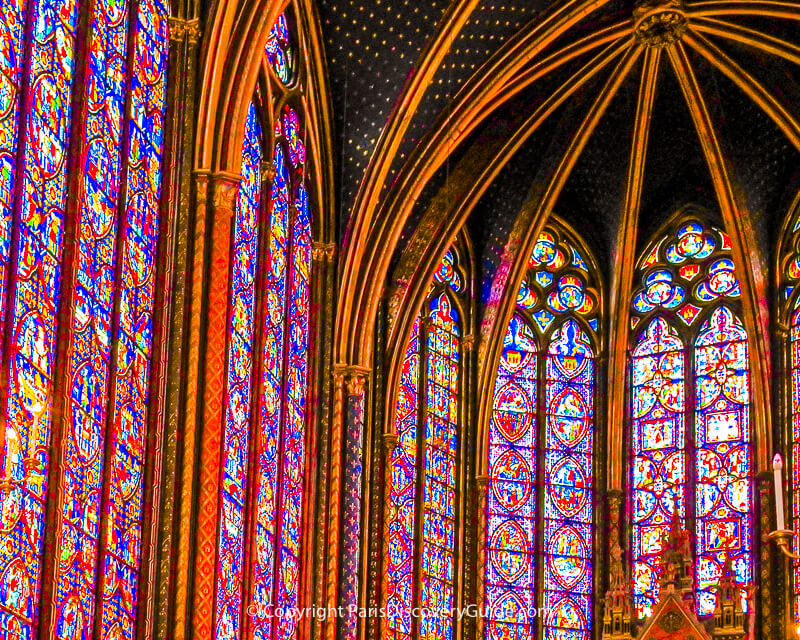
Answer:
[333,364,371,396]
[462,334,476,353]
[209,172,242,215]
[382,432,399,455]
[168,17,201,44]
[312,242,336,263]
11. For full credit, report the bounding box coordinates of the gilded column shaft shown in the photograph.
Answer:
[155,16,201,640]
[326,368,347,640]
[339,371,369,640]
[191,173,240,639]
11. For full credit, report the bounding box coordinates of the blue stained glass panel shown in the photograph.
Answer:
[275,181,312,640]
[694,306,751,615]
[486,316,537,640]
[214,101,262,640]
[0,0,80,635]
[421,294,459,640]
[542,320,593,640]
[387,315,420,640]
[248,136,290,640]
[630,318,686,619]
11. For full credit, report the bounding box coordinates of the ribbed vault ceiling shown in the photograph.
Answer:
[362,4,799,285]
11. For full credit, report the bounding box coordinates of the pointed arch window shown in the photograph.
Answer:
[628,219,752,619]
[0,0,170,635]
[485,225,599,640]
[386,246,469,640]
[781,219,800,625]
[213,9,316,640]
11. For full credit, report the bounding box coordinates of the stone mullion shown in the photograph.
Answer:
[149,15,201,640]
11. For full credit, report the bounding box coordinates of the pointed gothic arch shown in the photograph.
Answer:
[627,210,755,620]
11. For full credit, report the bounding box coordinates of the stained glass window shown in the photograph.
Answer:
[213,12,314,639]
[486,225,598,640]
[0,0,169,636]
[629,219,752,619]
[784,223,800,625]
[266,12,295,85]
[792,305,800,624]
[215,101,263,639]
[387,247,466,640]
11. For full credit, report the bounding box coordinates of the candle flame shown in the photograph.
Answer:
[774,453,784,470]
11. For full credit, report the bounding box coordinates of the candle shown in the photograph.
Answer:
[774,453,785,531]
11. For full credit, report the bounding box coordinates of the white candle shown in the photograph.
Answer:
[774,453,785,531]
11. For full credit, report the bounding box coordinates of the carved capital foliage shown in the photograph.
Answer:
[608,488,624,514]
[194,171,210,207]
[462,334,475,353]
[211,176,240,213]
[382,433,399,456]
[312,242,336,263]
[333,364,371,397]
[168,17,201,44]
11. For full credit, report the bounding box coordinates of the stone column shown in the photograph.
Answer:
[338,369,370,640]
[189,171,240,639]
[153,15,201,640]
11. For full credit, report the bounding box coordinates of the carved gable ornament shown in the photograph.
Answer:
[636,588,711,640]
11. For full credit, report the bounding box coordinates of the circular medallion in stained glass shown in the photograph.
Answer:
[546,595,586,630]
[493,382,533,443]
[644,270,675,305]
[549,388,588,448]
[548,526,588,589]
[677,223,705,257]
[31,76,65,178]
[531,232,556,266]
[0,74,14,118]
[490,519,529,582]
[0,558,32,617]
[557,275,585,309]
[708,259,737,296]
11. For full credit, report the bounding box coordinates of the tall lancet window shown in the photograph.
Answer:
[629,218,752,619]
[781,216,800,625]
[0,0,170,635]
[387,246,469,640]
[213,9,316,640]
[485,225,599,640]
